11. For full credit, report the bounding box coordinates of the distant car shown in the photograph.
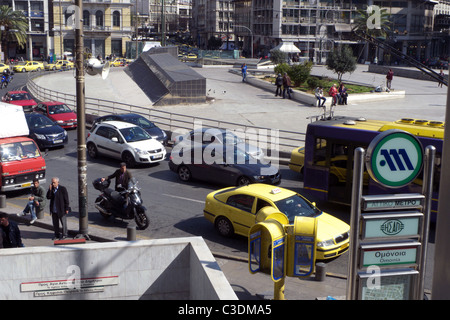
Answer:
[45,60,74,71]
[186,53,197,59]
[33,101,77,129]
[86,120,166,167]
[13,61,44,73]
[2,91,37,112]
[173,127,264,160]
[169,145,280,186]
[203,184,350,260]
[24,113,68,149]
[110,58,126,67]
[0,63,10,73]
[93,113,168,145]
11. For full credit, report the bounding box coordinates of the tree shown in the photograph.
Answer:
[0,5,28,61]
[352,6,391,39]
[326,45,357,82]
[270,50,287,65]
[288,61,313,87]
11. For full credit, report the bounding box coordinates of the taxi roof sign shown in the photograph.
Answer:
[271,188,282,194]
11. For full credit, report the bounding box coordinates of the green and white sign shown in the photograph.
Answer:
[361,243,420,267]
[366,130,423,188]
[361,212,423,240]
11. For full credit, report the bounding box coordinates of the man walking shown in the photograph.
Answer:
[282,72,292,99]
[241,63,248,82]
[386,69,394,90]
[47,177,70,240]
[275,73,283,97]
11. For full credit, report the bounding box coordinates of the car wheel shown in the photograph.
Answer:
[52,66,56,71]
[215,216,234,237]
[236,176,251,186]
[122,151,136,168]
[178,165,191,182]
[21,69,26,73]
[87,143,98,159]
[36,68,41,72]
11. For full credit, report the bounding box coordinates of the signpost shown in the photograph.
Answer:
[347,130,435,300]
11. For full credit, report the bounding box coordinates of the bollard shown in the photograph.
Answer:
[36,209,44,219]
[127,225,136,241]
[0,194,5,208]
[315,262,326,281]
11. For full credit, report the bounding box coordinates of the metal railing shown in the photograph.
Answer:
[27,72,306,153]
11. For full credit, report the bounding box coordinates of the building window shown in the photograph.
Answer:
[113,11,121,27]
[96,10,104,27]
[83,10,90,27]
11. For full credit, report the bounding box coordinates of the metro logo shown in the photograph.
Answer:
[367,130,423,188]
[379,149,414,171]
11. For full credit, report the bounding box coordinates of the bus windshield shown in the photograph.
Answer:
[0,141,41,163]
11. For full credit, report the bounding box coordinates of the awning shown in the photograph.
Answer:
[271,42,301,53]
[334,24,353,33]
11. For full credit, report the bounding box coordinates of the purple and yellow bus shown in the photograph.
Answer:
[289,116,443,221]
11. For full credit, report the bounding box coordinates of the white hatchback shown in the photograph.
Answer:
[86,121,166,167]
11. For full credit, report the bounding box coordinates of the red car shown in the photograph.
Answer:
[34,101,77,129]
[2,91,37,112]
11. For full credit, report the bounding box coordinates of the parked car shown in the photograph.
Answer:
[86,121,166,167]
[24,113,68,149]
[203,184,350,260]
[93,113,168,145]
[13,61,44,73]
[2,91,37,112]
[173,128,264,160]
[169,145,280,186]
[45,60,74,71]
[33,101,77,129]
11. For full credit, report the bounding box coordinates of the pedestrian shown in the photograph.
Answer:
[241,63,247,82]
[17,178,46,224]
[102,162,133,191]
[386,68,394,89]
[328,84,338,106]
[46,177,70,240]
[275,73,283,97]
[0,213,24,248]
[338,83,348,105]
[438,69,445,88]
[315,86,326,107]
[282,72,292,99]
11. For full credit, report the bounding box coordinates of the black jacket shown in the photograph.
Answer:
[46,185,70,217]
[107,169,132,190]
[1,220,24,248]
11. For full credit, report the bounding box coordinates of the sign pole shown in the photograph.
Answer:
[417,145,435,299]
[346,147,365,300]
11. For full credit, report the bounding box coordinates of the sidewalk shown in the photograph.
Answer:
[2,201,348,300]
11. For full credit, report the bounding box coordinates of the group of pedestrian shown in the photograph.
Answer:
[274,72,293,99]
[315,83,349,107]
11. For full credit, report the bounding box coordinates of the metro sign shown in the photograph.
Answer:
[366,130,423,188]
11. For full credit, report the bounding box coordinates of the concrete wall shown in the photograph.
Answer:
[368,65,448,83]
[0,237,237,300]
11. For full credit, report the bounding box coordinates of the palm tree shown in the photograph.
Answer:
[0,5,28,62]
[352,6,391,63]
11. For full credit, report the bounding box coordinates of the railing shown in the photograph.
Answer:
[26,72,305,153]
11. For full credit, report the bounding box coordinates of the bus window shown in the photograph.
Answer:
[313,138,327,165]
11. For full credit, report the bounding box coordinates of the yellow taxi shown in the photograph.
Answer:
[13,61,44,72]
[45,60,74,71]
[0,63,10,73]
[186,53,197,59]
[288,146,305,173]
[203,184,350,260]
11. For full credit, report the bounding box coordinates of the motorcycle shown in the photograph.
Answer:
[92,177,150,230]
[1,73,13,89]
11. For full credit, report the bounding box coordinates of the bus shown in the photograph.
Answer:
[289,116,443,221]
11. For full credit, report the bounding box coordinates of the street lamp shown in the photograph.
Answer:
[234,24,253,58]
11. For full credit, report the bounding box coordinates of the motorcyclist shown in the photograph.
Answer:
[101,162,132,192]
[2,68,13,87]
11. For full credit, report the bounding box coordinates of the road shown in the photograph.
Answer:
[1,68,436,291]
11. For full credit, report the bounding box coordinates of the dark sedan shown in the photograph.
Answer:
[25,113,68,149]
[93,113,168,145]
[169,145,281,186]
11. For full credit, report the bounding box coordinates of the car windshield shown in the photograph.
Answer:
[27,115,55,128]
[274,195,321,222]
[16,62,27,66]
[126,116,156,129]
[120,126,151,142]
[0,141,41,162]
[10,93,31,101]
[48,104,72,114]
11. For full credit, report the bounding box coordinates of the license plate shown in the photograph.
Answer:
[66,123,73,126]
[151,155,163,160]
[54,140,63,144]
[21,182,31,188]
